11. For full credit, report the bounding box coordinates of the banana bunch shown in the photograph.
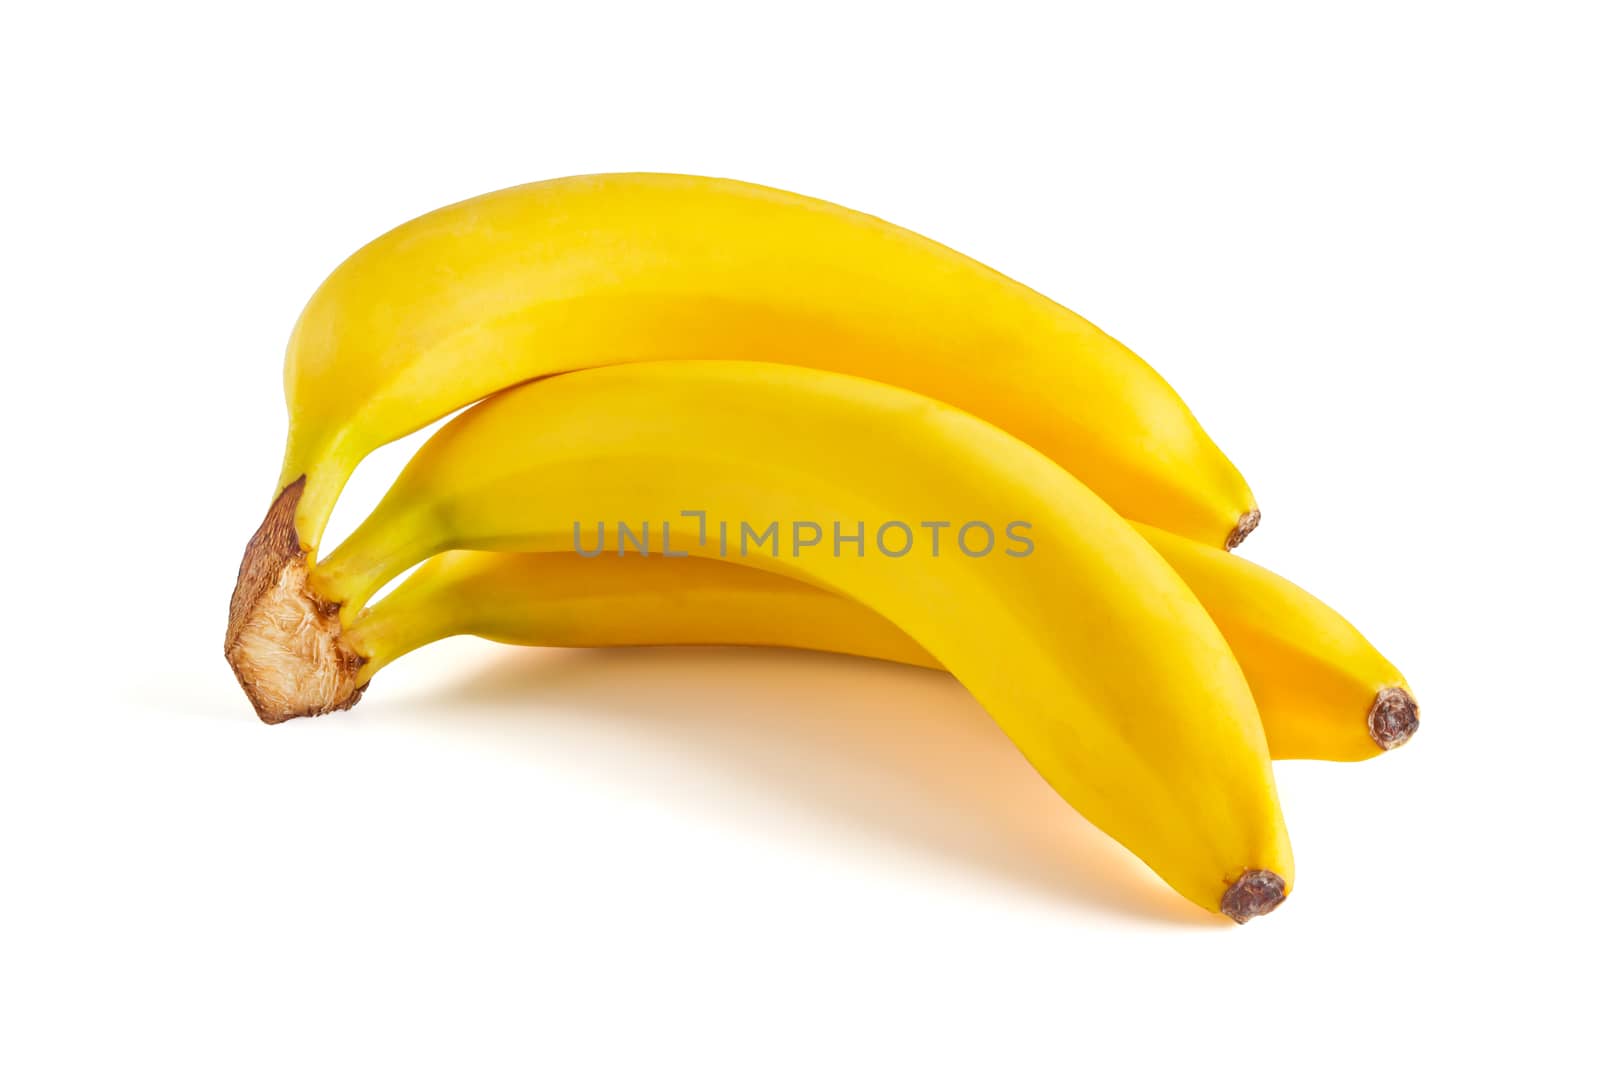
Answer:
[226,174,1416,923]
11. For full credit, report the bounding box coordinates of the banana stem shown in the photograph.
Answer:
[223,478,368,722]
[224,464,454,721]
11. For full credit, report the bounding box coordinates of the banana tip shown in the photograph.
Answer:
[1224,509,1261,550]
[1221,869,1287,923]
[1368,687,1419,750]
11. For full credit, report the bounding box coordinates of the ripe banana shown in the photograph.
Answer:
[227,360,1292,920]
[346,535,1418,762]
[346,550,937,677]
[264,172,1257,561]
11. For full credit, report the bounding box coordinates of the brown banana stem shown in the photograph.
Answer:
[224,477,365,723]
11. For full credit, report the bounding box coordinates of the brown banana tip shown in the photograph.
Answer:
[224,476,366,724]
[1224,509,1261,551]
[1220,869,1287,924]
[1368,687,1419,750]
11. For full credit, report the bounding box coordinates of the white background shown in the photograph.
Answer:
[4,2,1596,1064]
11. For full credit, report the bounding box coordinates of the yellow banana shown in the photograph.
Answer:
[347,535,1418,762]
[227,360,1292,920]
[264,173,1256,559]
[347,550,937,675]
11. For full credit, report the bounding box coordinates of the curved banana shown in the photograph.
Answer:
[263,173,1256,557]
[347,550,938,675]
[347,536,1418,762]
[228,361,1292,920]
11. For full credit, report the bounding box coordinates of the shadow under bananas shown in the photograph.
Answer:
[381,643,1213,927]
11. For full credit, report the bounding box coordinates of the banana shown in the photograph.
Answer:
[262,173,1257,560]
[346,550,938,676]
[227,360,1292,920]
[346,535,1418,762]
